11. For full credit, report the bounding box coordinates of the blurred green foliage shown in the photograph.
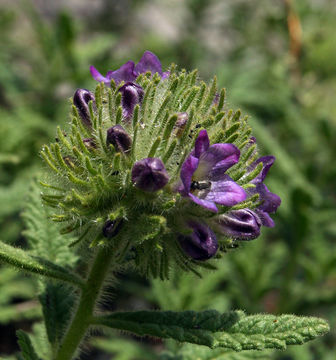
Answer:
[0,0,335,358]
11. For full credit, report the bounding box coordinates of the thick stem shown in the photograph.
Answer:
[54,246,114,360]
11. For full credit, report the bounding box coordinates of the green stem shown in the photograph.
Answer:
[54,245,114,360]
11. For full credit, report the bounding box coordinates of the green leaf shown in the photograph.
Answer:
[92,310,329,351]
[39,283,76,348]
[0,240,84,287]
[16,330,40,360]
[175,344,272,360]
[22,181,78,267]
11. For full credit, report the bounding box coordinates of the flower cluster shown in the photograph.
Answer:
[40,51,280,278]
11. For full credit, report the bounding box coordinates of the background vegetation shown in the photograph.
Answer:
[0,0,335,358]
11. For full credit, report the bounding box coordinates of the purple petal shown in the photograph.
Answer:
[189,193,218,212]
[217,209,261,240]
[180,155,199,194]
[178,221,218,261]
[194,130,210,159]
[250,156,275,183]
[106,61,137,84]
[202,175,246,207]
[195,143,240,180]
[250,183,281,213]
[135,50,163,75]
[255,209,275,227]
[90,66,109,84]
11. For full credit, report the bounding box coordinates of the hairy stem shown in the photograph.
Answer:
[54,245,114,360]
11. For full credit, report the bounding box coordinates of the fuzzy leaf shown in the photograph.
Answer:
[22,182,78,267]
[0,240,84,287]
[39,283,76,347]
[16,330,40,360]
[173,344,272,360]
[93,310,329,351]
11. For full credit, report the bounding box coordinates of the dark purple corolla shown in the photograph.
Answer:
[248,156,281,227]
[131,157,169,192]
[118,82,144,120]
[106,125,132,153]
[90,51,168,85]
[216,209,261,240]
[73,89,95,127]
[178,221,218,261]
[178,130,246,212]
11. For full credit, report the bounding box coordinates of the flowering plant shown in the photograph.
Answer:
[0,51,328,359]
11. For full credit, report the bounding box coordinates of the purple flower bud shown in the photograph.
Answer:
[131,158,169,192]
[174,112,188,137]
[106,125,132,153]
[119,82,144,121]
[83,138,96,150]
[216,209,262,240]
[102,219,123,239]
[73,89,95,127]
[178,221,218,261]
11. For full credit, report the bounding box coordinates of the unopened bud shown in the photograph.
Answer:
[178,221,218,261]
[73,89,95,127]
[106,125,132,153]
[131,157,169,192]
[174,112,188,137]
[119,82,144,120]
[102,219,123,239]
[216,209,261,240]
[83,138,96,150]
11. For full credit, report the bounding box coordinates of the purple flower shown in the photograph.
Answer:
[216,209,262,240]
[248,156,281,227]
[106,125,132,153]
[178,221,218,261]
[90,50,168,86]
[178,130,246,212]
[118,82,144,120]
[131,158,169,192]
[73,89,95,127]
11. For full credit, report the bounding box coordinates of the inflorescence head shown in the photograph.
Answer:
[40,51,281,279]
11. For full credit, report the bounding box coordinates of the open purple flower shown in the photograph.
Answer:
[248,156,281,227]
[131,157,169,192]
[90,51,168,86]
[178,130,246,212]
[216,209,262,240]
[118,82,144,120]
[178,221,218,261]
